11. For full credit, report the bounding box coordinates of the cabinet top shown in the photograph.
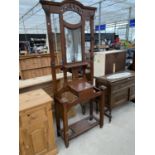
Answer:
[96,70,135,83]
[19,89,53,111]
[94,49,126,55]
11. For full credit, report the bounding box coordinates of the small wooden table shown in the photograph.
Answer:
[95,70,135,122]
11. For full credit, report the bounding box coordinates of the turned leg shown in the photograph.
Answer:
[89,100,93,120]
[55,102,61,136]
[99,94,104,128]
[62,106,69,148]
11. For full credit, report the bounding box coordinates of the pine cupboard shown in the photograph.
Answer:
[19,89,57,155]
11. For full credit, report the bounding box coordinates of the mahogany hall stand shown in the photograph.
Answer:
[40,0,106,148]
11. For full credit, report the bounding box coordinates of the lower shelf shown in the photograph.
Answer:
[61,116,99,140]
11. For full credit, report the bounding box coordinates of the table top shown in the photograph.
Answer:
[19,89,53,111]
[95,70,135,83]
[94,49,126,55]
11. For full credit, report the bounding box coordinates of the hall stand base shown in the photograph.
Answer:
[55,85,105,148]
[60,116,101,141]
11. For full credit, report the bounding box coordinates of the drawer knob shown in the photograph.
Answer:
[25,145,29,149]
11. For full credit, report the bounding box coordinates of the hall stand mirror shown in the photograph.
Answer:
[40,0,106,148]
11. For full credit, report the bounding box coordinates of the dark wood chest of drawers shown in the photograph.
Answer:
[96,71,135,121]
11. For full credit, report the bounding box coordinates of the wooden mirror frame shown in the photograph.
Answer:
[40,0,96,93]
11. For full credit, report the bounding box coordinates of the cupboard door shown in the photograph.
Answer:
[21,119,49,155]
[20,105,53,155]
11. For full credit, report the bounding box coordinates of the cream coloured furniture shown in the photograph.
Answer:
[94,50,126,77]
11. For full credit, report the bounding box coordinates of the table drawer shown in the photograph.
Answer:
[20,108,48,127]
[79,88,94,101]
[111,77,134,93]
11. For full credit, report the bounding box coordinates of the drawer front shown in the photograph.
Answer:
[79,88,94,101]
[20,107,48,128]
[111,77,134,93]
[111,89,128,107]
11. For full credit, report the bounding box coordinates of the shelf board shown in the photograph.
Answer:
[60,116,99,140]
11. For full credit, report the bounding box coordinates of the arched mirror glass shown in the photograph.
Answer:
[65,28,82,63]
[63,11,81,25]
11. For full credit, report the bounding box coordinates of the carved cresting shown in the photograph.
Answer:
[60,3,83,14]
[40,0,95,18]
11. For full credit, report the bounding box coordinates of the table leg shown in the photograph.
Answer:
[62,106,69,148]
[89,100,93,120]
[99,94,104,128]
[80,104,86,115]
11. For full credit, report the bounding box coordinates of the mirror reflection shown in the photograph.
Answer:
[65,28,82,63]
